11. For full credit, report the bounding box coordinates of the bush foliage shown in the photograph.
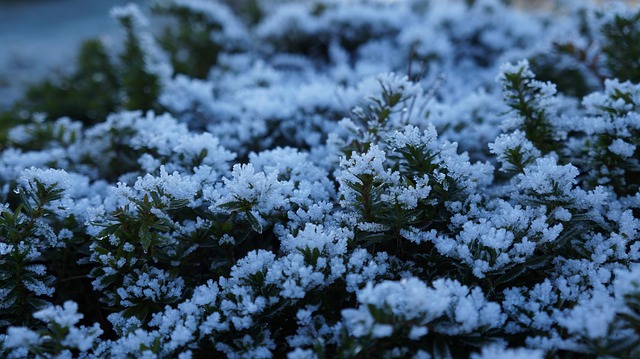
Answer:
[1,0,640,358]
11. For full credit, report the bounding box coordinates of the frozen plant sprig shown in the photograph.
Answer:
[498,60,563,155]
[0,169,78,329]
[332,277,505,358]
[4,301,103,358]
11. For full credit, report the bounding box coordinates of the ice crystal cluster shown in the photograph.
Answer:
[1,0,640,358]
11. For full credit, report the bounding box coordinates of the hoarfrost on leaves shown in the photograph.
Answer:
[2,0,640,358]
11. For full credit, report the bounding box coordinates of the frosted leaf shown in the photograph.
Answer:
[408,326,428,340]
[214,163,292,223]
[34,301,83,327]
[496,60,535,83]
[555,291,618,339]
[280,224,348,257]
[117,267,185,306]
[517,157,578,196]
[471,345,544,359]
[0,242,11,256]
[61,323,103,352]
[339,145,389,184]
[4,327,41,348]
[608,139,636,157]
[23,277,55,297]
[133,166,200,204]
[230,250,276,281]
[20,167,71,193]
[371,323,393,338]
[387,124,438,150]
[489,131,541,173]
[110,3,149,27]
[342,277,504,341]
[288,348,318,359]
[166,0,248,43]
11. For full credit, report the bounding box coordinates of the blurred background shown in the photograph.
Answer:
[0,0,150,110]
[0,0,638,111]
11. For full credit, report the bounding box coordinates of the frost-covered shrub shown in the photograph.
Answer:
[530,4,640,97]
[153,0,249,78]
[4,301,102,359]
[10,5,167,126]
[0,168,91,329]
[1,0,640,358]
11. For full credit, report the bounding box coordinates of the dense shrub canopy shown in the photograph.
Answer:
[1,0,640,358]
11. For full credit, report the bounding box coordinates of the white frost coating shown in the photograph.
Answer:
[2,0,640,357]
[133,166,201,204]
[4,327,41,348]
[517,157,578,196]
[490,131,541,172]
[23,278,55,297]
[33,301,83,327]
[387,124,438,150]
[20,167,71,192]
[62,324,103,351]
[496,59,535,84]
[288,348,318,359]
[117,267,184,307]
[471,345,544,359]
[5,301,104,354]
[229,250,276,282]
[110,3,149,27]
[339,145,389,185]
[555,290,618,339]
[166,0,248,43]
[279,224,347,257]
[608,138,636,157]
[342,277,504,339]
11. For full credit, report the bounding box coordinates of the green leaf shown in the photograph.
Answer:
[18,189,34,216]
[246,211,263,234]
[122,304,149,323]
[98,274,119,289]
[139,225,152,253]
[27,297,50,310]
[92,244,111,256]
[433,337,453,359]
[494,255,549,287]
[210,258,232,272]
[150,222,172,232]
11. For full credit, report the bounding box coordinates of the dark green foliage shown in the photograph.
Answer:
[116,15,161,112]
[154,4,225,79]
[21,40,120,126]
[222,0,263,25]
[89,189,190,322]
[1,1,640,358]
[0,111,25,150]
[602,9,640,84]
[531,7,640,99]
[617,290,640,358]
[0,181,65,329]
[529,51,596,99]
[259,1,400,63]
[584,84,640,197]
[500,65,561,154]
[2,15,161,128]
